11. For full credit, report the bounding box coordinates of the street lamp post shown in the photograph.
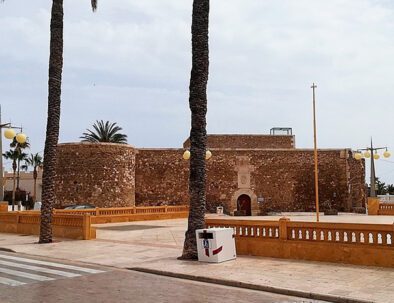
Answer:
[0,109,27,207]
[353,139,390,197]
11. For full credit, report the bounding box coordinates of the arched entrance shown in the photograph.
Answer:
[237,194,252,216]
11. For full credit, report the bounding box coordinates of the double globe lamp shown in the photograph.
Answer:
[183,150,212,160]
[4,128,27,144]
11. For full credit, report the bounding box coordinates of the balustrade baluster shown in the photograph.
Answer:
[377,233,383,245]
[337,231,342,242]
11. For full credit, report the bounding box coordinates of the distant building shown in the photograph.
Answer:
[4,171,43,202]
[54,130,366,215]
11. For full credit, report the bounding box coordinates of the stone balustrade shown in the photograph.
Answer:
[0,205,189,239]
[379,203,394,215]
[53,205,189,223]
[206,217,394,267]
[368,198,394,215]
[0,212,95,240]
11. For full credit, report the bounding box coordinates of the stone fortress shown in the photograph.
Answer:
[54,128,366,215]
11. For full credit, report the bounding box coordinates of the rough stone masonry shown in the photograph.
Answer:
[54,134,366,215]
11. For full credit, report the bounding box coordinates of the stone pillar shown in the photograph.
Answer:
[367,197,380,215]
[279,217,290,240]
[0,201,8,212]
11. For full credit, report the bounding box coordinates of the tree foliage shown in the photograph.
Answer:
[22,153,43,172]
[375,178,394,195]
[80,120,128,144]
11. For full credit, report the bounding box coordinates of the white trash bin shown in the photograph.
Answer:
[196,228,236,263]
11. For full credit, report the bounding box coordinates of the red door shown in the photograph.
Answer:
[237,194,251,216]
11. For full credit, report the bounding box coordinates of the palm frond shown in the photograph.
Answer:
[3,150,18,161]
[80,120,128,144]
[24,153,43,169]
[10,137,30,150]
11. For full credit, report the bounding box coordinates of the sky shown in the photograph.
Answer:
[1,0,394,183]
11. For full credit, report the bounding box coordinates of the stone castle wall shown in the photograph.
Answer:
[54,143,136,208]
[183,135,295,149]
[54,141,365,214]
[135,148,365,214]
[347,156,367,210]
[135,149,188,206]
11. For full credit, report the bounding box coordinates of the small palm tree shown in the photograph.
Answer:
[22,153,43,204]
[80,120,128,144]
[3,150,19,211]
[10,137,30,189]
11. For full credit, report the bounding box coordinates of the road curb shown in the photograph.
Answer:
[0,248,16,253]
[129,267,373,303]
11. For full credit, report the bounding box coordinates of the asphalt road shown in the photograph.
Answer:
[0,252,327,303]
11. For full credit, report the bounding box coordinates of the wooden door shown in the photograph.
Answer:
[237,194,251,216]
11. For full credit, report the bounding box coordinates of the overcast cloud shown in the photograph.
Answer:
[1,0,394,183]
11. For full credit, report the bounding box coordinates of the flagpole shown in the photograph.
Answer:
[312,83,320,222]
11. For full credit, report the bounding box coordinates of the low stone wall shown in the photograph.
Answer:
[0,212,96,240]
[54,205,189,224]
[0,206,189,240]
[206,217,394,267]
[367,198,394,215]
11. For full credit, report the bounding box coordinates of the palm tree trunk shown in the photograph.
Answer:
[11,168,16,212]
[33,168,37,203]
[16,158,20,190]
[39,0,64,244]
[180,0,210,260]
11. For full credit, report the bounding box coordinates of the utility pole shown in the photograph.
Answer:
[312,83,320,222]
[370,139,377,197]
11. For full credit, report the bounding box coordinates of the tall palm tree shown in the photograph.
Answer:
[3,150,19,211]
[180,0,210,260]
[80,120,128,144]
[22,153,43,204]
[39,0,98,244]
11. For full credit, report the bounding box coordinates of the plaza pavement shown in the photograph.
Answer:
[0,215,393,303]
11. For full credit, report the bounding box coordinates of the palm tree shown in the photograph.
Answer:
[10,137,30,190]
[80,120,128,144]
[180,0,210,260]
[39,0,98,244]
[3,150,19,211]
[22,153,43,204]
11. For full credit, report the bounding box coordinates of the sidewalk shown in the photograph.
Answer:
[0,218,393,303]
